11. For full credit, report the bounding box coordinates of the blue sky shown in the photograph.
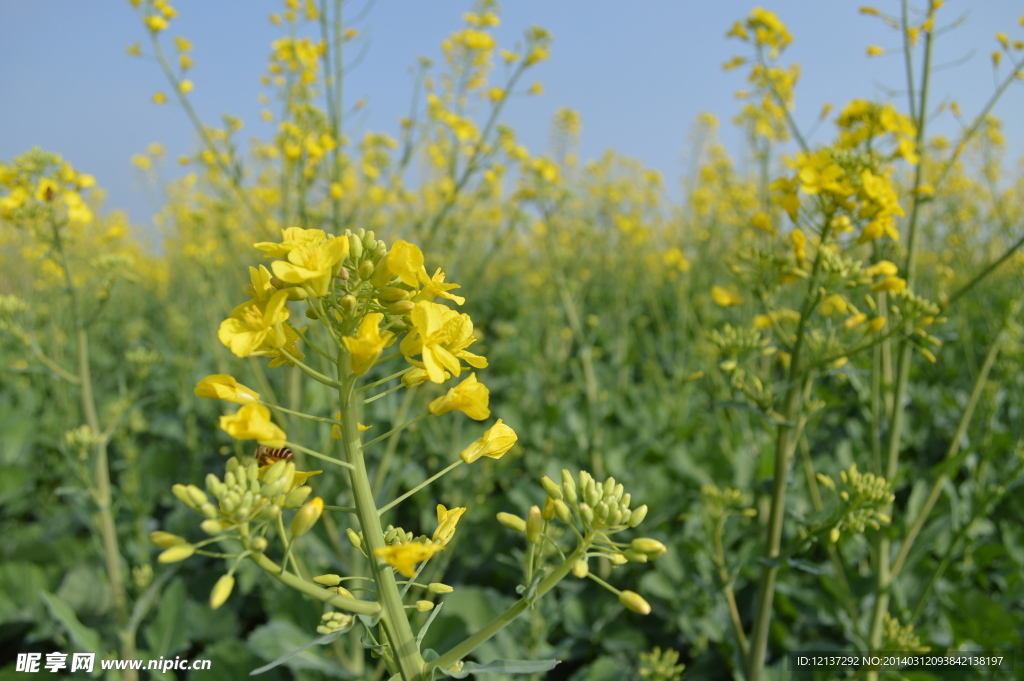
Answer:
[1,1,1022,226]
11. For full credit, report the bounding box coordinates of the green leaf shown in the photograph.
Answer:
[247,620,355,678]
[248,629,344,676]
[40,592,102,655]
[440,658,560,678]
[143,578,189,657]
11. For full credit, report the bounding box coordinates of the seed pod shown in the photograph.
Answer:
[496,512,526,532]
[429,583,454,594]
[313,574,342,586]
[209,574,235,609]
[158,544,195,564]
[200,519,223,535]
[150,531,186,548]
[627,504,648,528]
[540,475,563,500]
[561,470,577,504]
[291,497,324,538]
[525,506,543,544]
[572,559,589,578]
[631,538,667,559]
[619,590,652,615]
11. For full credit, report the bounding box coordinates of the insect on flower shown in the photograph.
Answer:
[254,444,293,467]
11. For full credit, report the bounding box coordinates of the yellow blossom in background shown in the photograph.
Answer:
[433,504,467,545]
[179,79,194,94]
[871,276,907,294]
[343,313,395,376]
[219,404,286,446]
[144,15,168,32]
[460,419,517,463]
[194,374,261,404]
[864,260,899,277]
[152,92,167,104]
[711,286,744,307]
[866,45,885,56]
[374,541,444,578]
[819,294,848,316]
[428,373,490,420]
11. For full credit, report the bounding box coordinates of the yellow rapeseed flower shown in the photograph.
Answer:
[254,227,328,258]
[428,373,490,420]
[219,404,287,446]
[374,541,444,578]
[864,260,899,277]
[866,45,885,56]
[433,504,466,545]
[195,374,261,404]
[711,286,744,307]
[271,236,349,297]
[144,15,169,32]
[402,301,486,383]
[342,313,395,375]
[218,289,291,358]
[459,418,518,463]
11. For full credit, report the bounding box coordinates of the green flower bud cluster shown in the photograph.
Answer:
[700,484,757,523]
[882,613,927,652]
[63,424,100,459]
[638,646,686,681]
[708,323,772,359]
[347,524,434,557]
[317,610,354,636]
[815,464,894,536]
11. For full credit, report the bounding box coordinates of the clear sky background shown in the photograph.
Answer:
[1,1,1022,228]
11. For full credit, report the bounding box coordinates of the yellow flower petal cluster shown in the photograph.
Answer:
[268,231,349,298]
[711,286,744,307]
[194,374,261,404]
[433,504,467,545]
[459,419,518,463]
[401,301,487,384]
[428,373,491,420]
[342,312,395,375]
[373,240,465,305]
[857,169,904,242]
[219,404,286,446]
[374,541,444,578]
[218,289,292,358]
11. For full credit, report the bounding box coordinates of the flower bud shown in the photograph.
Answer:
[386,300,414,316]
[250,536,268,552]
[429,582,454,594]
[553,499,572,524]
[200,519,223,535]
[313,574,342,586]
[210,574,234,609]
[205,474,225,497]
[284,287,308,301]
[150,530,186,548]
[525,506,543,544]
[348,233,363,259]
[623,550,648,563]
[619,590,652,615]
[830,527,841,543]
[158,544,195,563]
[578,503,594,525]
[496,512,526,532]
[609,552,628,566]
[341,294,358,314]
[540,475,562,500]
[630,538,667,559]
[335,266,350,280]
[627,504,648,528]
[561,470,577,504]
[291,497,324,538]
[172,484,196,509]
[603,477,616,497]
[262,459,288,485]
[542,497,557,521]
[415,600,434,612]
[379,287,411,302]
[284,485,312,509]
[572,559,589,578]
[346,527,363,548]
[200,502,219,520]
[359,260,376,281]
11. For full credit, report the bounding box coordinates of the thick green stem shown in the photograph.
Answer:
[426,541,591,674]
[337,351,425,681]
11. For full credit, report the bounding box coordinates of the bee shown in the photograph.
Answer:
[255,445,293,467]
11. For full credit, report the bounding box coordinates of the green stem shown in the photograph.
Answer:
[378,461,462,517]
[337,350,425,680]
[426,540,591,674]
[263,402,343,427]
[362,412,429,449]
[285,441,354,470]
[249,552,380,615]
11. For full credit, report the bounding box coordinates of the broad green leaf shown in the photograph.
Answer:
[441,658,560,678]
[40,592,102,655]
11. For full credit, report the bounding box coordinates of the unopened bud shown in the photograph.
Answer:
[291,497,324,538]
[496,512,526,532]
[379,287,411,302]
[262,459,288,485]
[172,483,196,508]
[210,574,235,609]
[429,582,454,594]
[158,544,195,563]
[285,287,308,301]
[525,505,543,543]
[250,536,268,552]
[540,475,562,500]
[346,527,362,548]
[542,497,557,521]
[307,574,339,587]
[341,294,358,313]
[572,559,589,578]
[561,470,577,503]
[623,550,648,563]
[386,300,414,316]
[348,234,364,259]
[627,504,648,528]
[284,485,312,508]
[150,531,186,548]
[619,590,652,615]
[579,503,594,525]
[200,519,223,535]
[553,499,572,524]
[415,600,434,612]
[335,266,350,280]
[359,260,376,281]
[830,527,841,543]
[609,552,628,566]
[630,538,667,559]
